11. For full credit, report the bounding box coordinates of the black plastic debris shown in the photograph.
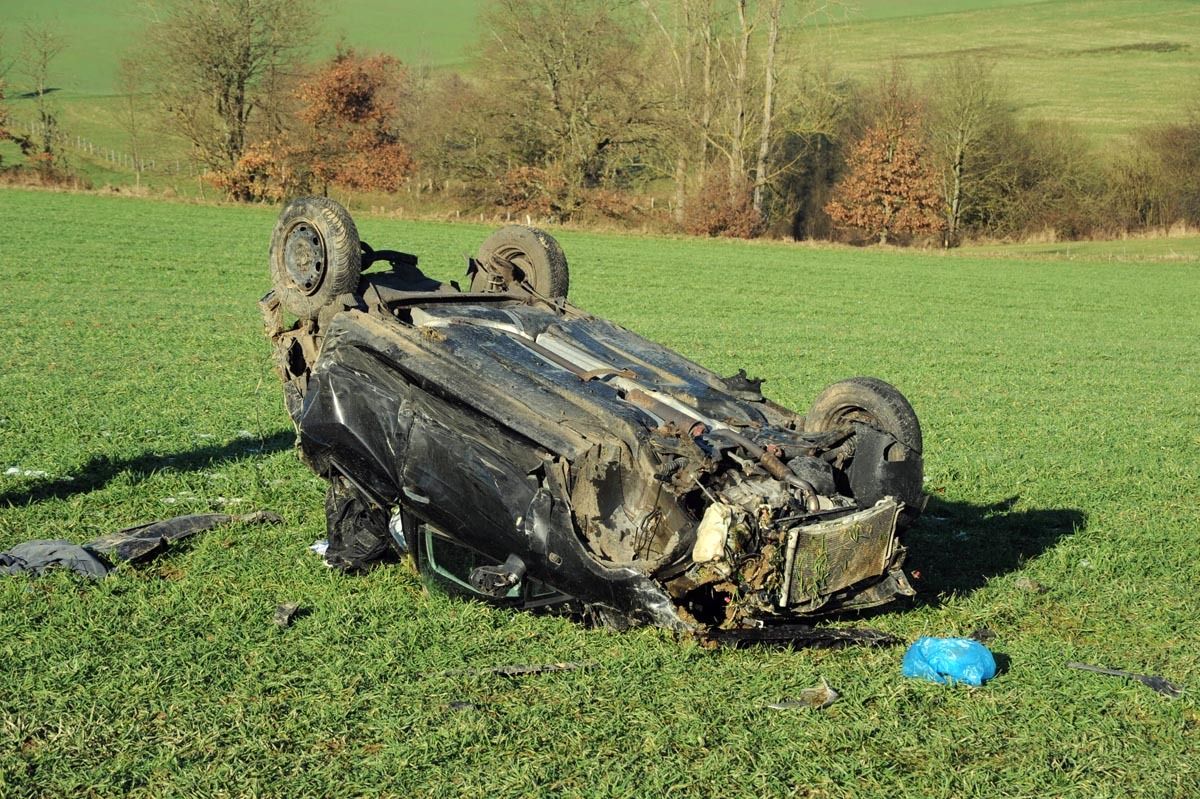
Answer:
[86,511,282,563]
[1,511,283,580]
[969,627,997,644]
[1067,661,1183,699]
[0,540,111,579]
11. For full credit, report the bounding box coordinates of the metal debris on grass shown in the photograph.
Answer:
[1014,576,1049,594]
[433,661,597,679]
[1066,662,1183,699]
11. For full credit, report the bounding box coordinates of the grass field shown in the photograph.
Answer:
[2,0,1198,189]
[1,187,1198,797]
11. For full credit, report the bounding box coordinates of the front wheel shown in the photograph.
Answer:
[806,377,924,523]
[805,377,922,456]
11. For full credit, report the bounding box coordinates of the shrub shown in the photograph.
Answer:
[683,173,764,238]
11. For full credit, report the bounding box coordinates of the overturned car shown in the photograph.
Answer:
[262,198,926,640]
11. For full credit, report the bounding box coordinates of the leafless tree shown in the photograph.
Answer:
[927,57,1009,245]
[751,0,782,214]
[19,24,66,171]
[141,0,315,172]
[0,33,14,161]
[116,57,146,186]
[638,0,718,220]
[477,0,662,211]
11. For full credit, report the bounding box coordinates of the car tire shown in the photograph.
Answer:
[472,225,569,299]
[805,377,922,456]
[269,197,362,320]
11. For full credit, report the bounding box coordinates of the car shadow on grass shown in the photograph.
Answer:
[903,494,1087,602]
[0,431,295,507]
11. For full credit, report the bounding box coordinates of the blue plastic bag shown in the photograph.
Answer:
[902,636,998,686]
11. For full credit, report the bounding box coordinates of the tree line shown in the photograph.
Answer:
[3,0,1200,246]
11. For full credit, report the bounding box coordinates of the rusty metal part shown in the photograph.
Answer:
[706,428,820,511]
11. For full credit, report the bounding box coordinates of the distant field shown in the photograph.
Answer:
[821,0,1200,140]
[0,0,482,95]
[1,187,1197,797]
[2,0,1198,189]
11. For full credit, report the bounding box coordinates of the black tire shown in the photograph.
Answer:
[472,225,569,299]
[805,377,922,455]
[269,197,361,320]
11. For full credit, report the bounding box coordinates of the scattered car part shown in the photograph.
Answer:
[968,627,997,644]
[0,540,111,579]
[1,512,282,579]
[274,602,303,628]
[87,510,282,563]
[262,197,927,643]
[767,678,839,710]
[1066,662,1183,698]
[433,661,597,679]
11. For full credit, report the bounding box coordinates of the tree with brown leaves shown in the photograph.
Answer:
[826,94,941,245]
[296,48,413,194]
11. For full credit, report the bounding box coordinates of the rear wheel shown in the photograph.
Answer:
[269,197,361,320]
[471,225,569,299]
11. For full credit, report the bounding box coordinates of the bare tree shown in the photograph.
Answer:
[477,0,662,213]
[0,33,14,162]
[19,24,66,174]
[928,57,1008,245]
[751,0,782,214]
[725,0,754,200]
[142,0,315,172]
[116,57,146,187]
[638,0,718,220]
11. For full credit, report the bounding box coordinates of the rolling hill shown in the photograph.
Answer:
[2,0,1197,186]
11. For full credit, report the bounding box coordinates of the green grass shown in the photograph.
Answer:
[1,187,1198,797]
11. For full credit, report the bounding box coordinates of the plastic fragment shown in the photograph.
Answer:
[693,502,732,563]
[902,636,998,686]
[768,678,839,710]
[968,627,996,644]
[1014,575,1049,593]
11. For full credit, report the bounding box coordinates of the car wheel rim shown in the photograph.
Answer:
[284,222,327,295]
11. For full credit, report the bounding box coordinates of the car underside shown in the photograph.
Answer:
[262,198,926,641]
